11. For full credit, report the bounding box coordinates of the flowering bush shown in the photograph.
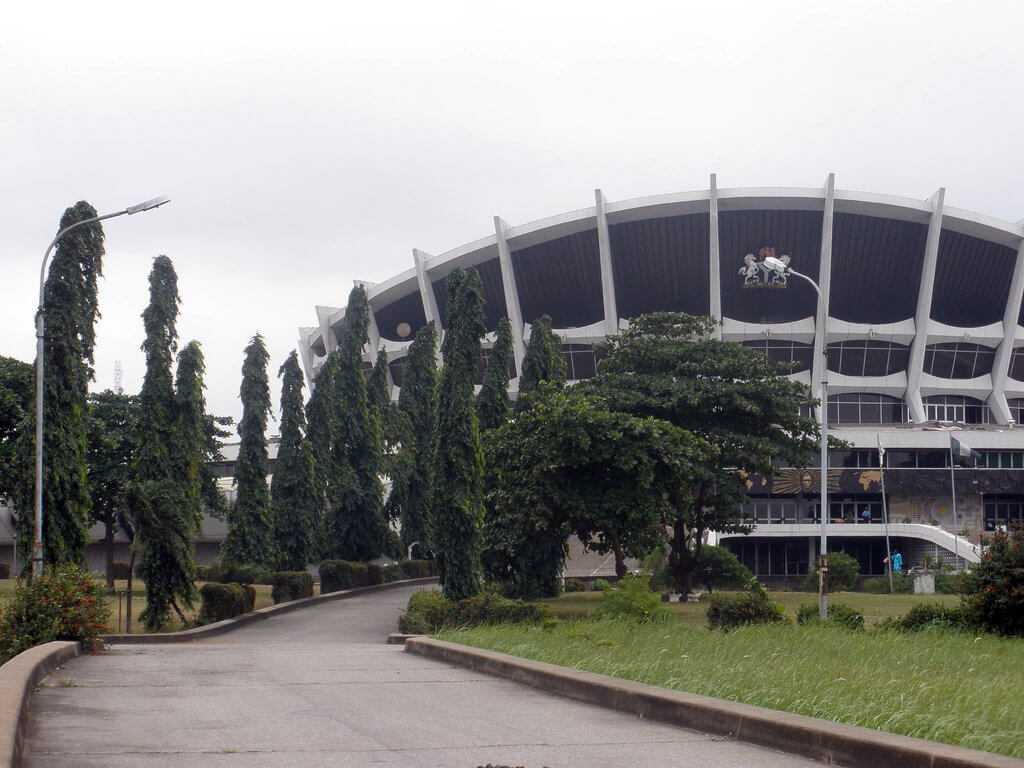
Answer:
[0,565,110,664]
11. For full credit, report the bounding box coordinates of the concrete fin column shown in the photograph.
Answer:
[709,174,722,339]
[297,328,317,388]
[316,305,339,355]
[594,189,619,336]
[811,173,836,420]
[413,248,444,367]
[494,215,527,372]
[906,188,946,424]
[990,238,1024,424]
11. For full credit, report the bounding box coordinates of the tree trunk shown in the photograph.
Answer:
[125,547,136,634]
[104,520,115,590]
[612,540,627,579]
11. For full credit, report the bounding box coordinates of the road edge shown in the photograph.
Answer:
[405,637,1023,768]
[104,577,438,644]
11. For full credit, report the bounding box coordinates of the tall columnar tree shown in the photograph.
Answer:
[367,349,390,415]
[324,285,385,561]
[477,318,514,431]
[518,314,565,401]
[305,351,339,548]
[133,255,197,630]
[200,414,233,519]
[18,202,106,566]
[392,324,437,553]
[430,269,487,599]
[0,356,32,506]
[271,351,318,570]
[173,342,208,535]
[224,334,274,566]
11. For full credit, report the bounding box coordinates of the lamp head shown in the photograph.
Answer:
[126,196,171,215]
[763,255,788,272]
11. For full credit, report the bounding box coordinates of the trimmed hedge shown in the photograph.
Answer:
[320,560,369,593]
[271,571,314,604]
[399,559,436,579]
[198,583,252,624]
[706,581,788,631]
[861,574,914,594]
[398,589,547,634]
[197,562,273,585]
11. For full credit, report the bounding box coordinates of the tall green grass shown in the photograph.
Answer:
[439,619,1024,758]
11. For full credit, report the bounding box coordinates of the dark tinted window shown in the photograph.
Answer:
[923,343,995,379]
[826,340,909,377]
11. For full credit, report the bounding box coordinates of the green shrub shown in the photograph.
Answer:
[801,551,859,592]
[563,578,585,593]
[195,564,214,582]
[962,529,1024,635]
[367,563,404,585]
[383,527,403,560]
[593,578,611,592]
[883,602,969,632]
[594,574,670,623]
[398,559,435,579]
[706,580,788,631]
[796,602,865,630]
[0,565,109,662]
[198,583,251,624]
[697,546,753,591]
[861,574,913,594]
[271,571,314,604]
[642,548,671,592]
[936,572,968,595]
[398,589,547,634]
[319,560,370,593]
[202,562,273,585]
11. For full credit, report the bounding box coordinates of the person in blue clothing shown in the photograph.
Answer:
[891,550,903,574]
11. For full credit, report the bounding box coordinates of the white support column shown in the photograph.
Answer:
[413,248,444,367]
[708,173,722,339]
[494,215,528,372]
[594,188,619,336]
[316,305,338,354]
[990,238,1024,424]
[812,173,836,420]
[297,329,316,387]
[906,188,946,424]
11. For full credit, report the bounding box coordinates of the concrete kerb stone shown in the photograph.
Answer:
[405,637,1024,768]
[104,577,438,644]
[0,640,80,768]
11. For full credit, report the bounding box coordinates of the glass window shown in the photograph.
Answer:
[886,450,916,468]
[923,395,991,424]
[560,344,598,381]
[826,340,910,376]
[827,393,906,424]
[1010,350,1024,381]
[923,343,996,379]
[917,450,948,468]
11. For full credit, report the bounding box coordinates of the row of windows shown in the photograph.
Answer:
[923,343,995,379]
[976,450,1024,469]
[984,497,1024,532]
[765,448,1024,469]
[738,498,885,524]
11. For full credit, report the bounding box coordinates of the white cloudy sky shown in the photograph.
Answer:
[2,0,1023,430]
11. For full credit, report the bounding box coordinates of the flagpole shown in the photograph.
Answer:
[878,434,894,593]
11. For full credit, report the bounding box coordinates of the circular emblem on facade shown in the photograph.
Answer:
[397,322,412,338]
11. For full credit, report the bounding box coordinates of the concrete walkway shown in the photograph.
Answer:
[24,585,817,767]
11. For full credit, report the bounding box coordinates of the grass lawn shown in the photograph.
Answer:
[539,590,961,627]
[438,617,1024,758]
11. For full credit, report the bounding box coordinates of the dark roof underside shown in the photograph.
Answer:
[512,229,604,328]
[375,290,428,343]
[932,230,1015,327]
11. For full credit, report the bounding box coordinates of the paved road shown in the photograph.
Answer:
[25,585,817,767]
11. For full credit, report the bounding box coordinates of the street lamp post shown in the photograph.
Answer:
[33,196,170,578]
[764,256,829,619]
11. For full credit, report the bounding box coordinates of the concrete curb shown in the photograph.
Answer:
[0,640,80,768]
[405,638,1024,768]
[104,577,438,644]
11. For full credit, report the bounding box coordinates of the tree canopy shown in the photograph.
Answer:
[518,314,565,399]
[0,356,32,506]
[477,317,514,431]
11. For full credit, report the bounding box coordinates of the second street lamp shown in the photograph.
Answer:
[33,196,171,577]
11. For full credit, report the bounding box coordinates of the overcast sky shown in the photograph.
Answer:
[3,0,1023,432]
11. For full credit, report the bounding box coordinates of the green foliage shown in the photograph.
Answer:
[796,602,865,630]
[0,565,109,663]
[0,355,32,505]
[706,580,788,631]
[882,602,969,633]
[393,324,437,552]
[198,582,252,624]
[594,574,671,622]
[271,351,318,571]
[563,578,585,593]
[431,269,487,600]
[936,572,968,594]
[477,317,514,431]
[861,574,914,594]
[399,559,436,578]
[803,551,860,593]
[271,571,314,603]
[581,313,819,594]
[304,351,338,551]
[324,286,386,562]
[225,334,274,567]
[962,529,1024,635]
[593,578,611,592]
[397,589,547,634]
[319,559,370,592]
[697,545,753,591]
[202,562,273,585]
[173,342,207,534]
[518,314,565,399]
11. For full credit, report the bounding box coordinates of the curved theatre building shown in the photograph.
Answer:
[300,175,1024,582]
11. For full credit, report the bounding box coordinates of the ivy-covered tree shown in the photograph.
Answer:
[86,390,140,587]
[224,334,274,566]
[173,342,208,535]
[323,286,385,561]
[17,202,106,567]
[430,269,486,599]
[0,356,32,506]
[582,313,819,593]
[271,351,318,570]
[132,256,197,630]
[305,351,339,552]
[392,324,437,553]
[477,318,514,431]
[518,314,565,400]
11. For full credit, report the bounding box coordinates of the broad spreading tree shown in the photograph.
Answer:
[224,334,274,566]
[17,202,106,567]
[476,317,514,431]
[271,351,318,570]
[582,313,819,593]
[132,256,199,629]
[518,314,565,400]
[430,269,486,599]
[392,323,437,553]
[323,286,385,561]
